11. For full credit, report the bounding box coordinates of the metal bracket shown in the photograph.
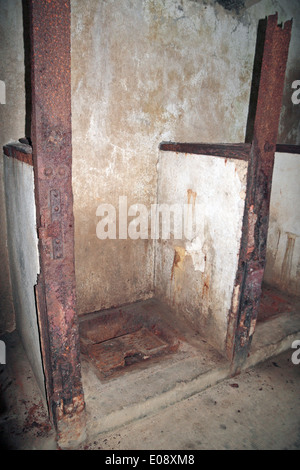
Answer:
[50,189,63,259]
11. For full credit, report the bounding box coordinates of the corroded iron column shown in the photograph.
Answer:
[29,0,86,447]
[227,14,292,371]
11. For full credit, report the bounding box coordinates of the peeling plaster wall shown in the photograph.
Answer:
[0,0,26,334]
[71,0,252,316]
[71,0,300,317]
[264,153,300,296]
[155,152,247,353]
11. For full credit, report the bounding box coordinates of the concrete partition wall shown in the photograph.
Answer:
[155,152,248,355]
[3,151,45,398]
[71,0,260,317]
[70,0,300,319]
[264,152,300,296]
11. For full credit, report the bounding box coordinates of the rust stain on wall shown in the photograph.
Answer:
[247,205,257,255]
[187,189,197,206]
[202,274,210,298]
[171,246,186,281]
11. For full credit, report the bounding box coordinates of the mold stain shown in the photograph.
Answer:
[267,228,281,275]
[281,232,297,288]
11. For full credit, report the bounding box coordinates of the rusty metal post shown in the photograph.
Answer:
[226,14,292,372]
[29,0,86,447]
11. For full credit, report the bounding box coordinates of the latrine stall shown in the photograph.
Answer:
[2,0,300,448]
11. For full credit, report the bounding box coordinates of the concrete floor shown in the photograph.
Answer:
[83,349,300,451]
[0,328,299,450]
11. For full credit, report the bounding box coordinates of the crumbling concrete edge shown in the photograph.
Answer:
[85,365,231,439]
[244,331,300,371]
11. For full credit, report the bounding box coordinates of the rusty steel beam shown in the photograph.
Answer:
[226,14,292,371]
[29,0,86,447]
[159,142,251,160]
[276,143,300,154]
[160,142,300,158]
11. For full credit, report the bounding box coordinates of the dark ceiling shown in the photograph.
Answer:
[215,0,246,13]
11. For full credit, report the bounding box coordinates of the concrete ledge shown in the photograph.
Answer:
[245,311,300,370]
[3,140,33,166]
[82,309,300,441]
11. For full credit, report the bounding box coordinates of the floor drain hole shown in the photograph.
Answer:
[124,352,144,366]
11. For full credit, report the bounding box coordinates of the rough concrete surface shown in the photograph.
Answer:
[88,350,300,451]
[71,0,300,318]
[0,330,299,450]
[1,0,300,337]
[155,153,247,354]
[264,152,300,297]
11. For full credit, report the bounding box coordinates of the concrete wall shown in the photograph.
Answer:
[71,0,300,317]
[264,152,300,296]
[0,0,26,334]
[1,0,299,341]
[155,152,247,353]
[3,155,45,397]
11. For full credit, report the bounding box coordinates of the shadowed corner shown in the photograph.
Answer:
[22,0,32,145]
[216,0,246,15]
[0,338,10,450]
[245,17,267,144]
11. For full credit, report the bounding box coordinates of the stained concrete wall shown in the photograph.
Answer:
[3,155,45,397]
[155,153,247,353]
[264,152,300,296]
[71,0,300,318]
[0,0,299,362]
[71,0,298,313]
[0,0,26,334]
